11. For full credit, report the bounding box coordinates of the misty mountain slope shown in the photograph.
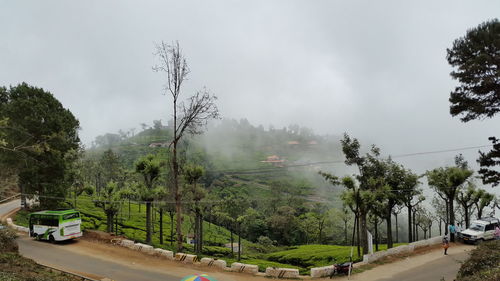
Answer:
[88,118,348,207]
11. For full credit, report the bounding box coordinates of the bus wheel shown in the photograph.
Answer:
[49,235,55,244]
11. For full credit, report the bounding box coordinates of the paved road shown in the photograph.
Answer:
[373,250,469,281]
[0,199,20,219]
[1,200,472,281]
[17,237,182,281]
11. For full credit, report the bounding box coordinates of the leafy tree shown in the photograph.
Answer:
[322,134,387,254]
[135,154,165,244]
[448,19,500,122]
[379,160,411,248]
[456,183,477,228]
[478,137,500,187]
[447,19,500,187]
[427,162,473,242]
[65,150,93,208]
[91,181,124,233]
[153,41,220,251]
[239,207,267,243]
[399,170,422,243]
[472,189,495,219]
[392,205,404,243]
[0,83,80,209]
[183,164,205,254]
[216,190,249,260]
[98,149,123,194]
[267,206,301,246]
[431,196,448,236]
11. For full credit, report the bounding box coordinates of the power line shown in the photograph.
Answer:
[211,144,494,175]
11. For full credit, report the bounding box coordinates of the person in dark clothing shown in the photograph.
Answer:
[442,236,449,255]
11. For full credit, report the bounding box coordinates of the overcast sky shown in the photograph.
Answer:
[1,0,499,178]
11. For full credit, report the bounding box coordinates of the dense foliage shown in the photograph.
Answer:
[0,83,80,208]
[447,19,500,187]
[456,240,500,281]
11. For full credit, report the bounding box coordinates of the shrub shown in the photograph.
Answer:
[457,240,500,281]
[257,235,274,247]
[202,246,232,257]
[0,226,18,253]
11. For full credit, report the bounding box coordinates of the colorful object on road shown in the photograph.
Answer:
[181,274,217,281]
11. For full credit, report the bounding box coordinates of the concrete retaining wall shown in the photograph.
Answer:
[6,218,28,233]
[310,265,335,278]
[363,236,443,264]
[265,267,299,278]
[120,239,135,248]
[231,262,259,274]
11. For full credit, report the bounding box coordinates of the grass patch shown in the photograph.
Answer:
[266,243,407,274]
[224,257,302,273]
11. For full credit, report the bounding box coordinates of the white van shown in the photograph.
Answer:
[459,217,499,244]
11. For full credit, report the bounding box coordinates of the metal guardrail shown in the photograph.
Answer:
[37,263,104,281]
[0,193,21,204]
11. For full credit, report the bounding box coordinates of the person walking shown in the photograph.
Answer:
[494,225,500,240]
[442,236,449,255]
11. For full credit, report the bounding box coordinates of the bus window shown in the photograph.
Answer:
[63,213,80,220]
[40,217,58,227]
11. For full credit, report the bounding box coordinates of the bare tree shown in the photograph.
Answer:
[153,41,219,251]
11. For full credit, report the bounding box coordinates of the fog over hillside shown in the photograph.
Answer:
[1,1,499,197]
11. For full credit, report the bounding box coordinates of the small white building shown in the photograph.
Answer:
[224,243,242,253]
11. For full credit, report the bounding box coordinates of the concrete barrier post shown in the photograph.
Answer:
[175,253,198,264]
[153,248,174,260]
[265,267,299,278]
[231,262,259,274]
[310,265,335,278]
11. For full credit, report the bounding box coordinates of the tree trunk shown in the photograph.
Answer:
[464,208,470,229]
[394,212,399,243]
[413,211,417,241]
[449,200,455,242]
[356,215,361,257]
[115,210,118,235]
[173,98,184,252]
[169,211,174,246]
[199,214,203,254]
[318,220,324,244]
[374,217,379,252]
[439,219,442,236]
[146,201,152,244]
[238,224,241,262]
[106,212,114,233]
[344,219,348,245]
[360,212,368,255]
[230,228,234,258]
[407,205,412,243]
[386,207,393,248]
[159,208,164,244]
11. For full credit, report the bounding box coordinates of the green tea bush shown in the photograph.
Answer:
[202,246,232,257]
[457,240,500,281]
[0,225,18,253]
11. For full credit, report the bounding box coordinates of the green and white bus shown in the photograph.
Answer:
[28,210,82,242]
